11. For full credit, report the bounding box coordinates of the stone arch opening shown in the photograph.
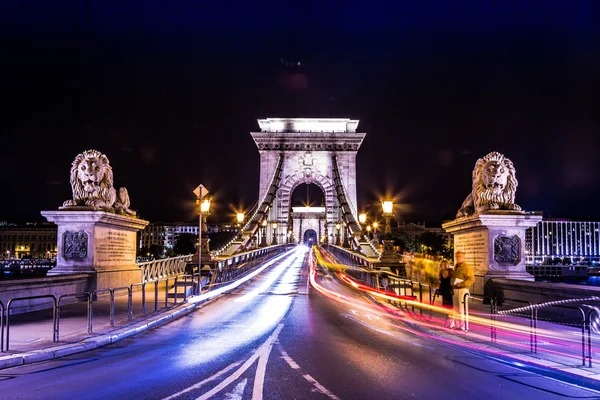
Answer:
[290,183,325,208]
[303,229,317,245]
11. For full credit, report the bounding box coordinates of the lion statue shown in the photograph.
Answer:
[456,151,521,218]
[62,149,136,216]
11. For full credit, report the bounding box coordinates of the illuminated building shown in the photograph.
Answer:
[526,218,600,265]
[0,222,57,259]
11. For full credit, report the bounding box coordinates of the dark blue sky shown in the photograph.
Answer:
[2,1,599,224]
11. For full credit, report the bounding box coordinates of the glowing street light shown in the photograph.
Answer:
[193,184,210,292]
[381,200,393,235]
[335,222,341,246]
[359,213,367,224]
[237,212,245,224]
[358,213,367,240]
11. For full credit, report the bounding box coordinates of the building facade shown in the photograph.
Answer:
[0,222,58,259]
[139,222,240,253]
[140,222,200,251]
[526,218,600,265]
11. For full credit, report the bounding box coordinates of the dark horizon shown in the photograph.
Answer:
[2,2,599,225]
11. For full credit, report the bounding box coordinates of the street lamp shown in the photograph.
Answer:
[260,219,267,247]
[342,222,350,248]
[335,222,341,246]
[359,213,367,239]
[359,213,367,224]
[272,222,278,245]
[237,212,245,225]
[193,184,210,295]
[382,200,393,235]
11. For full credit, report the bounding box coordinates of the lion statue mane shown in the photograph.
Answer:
[456,151,521,218]
[62,149,136,216]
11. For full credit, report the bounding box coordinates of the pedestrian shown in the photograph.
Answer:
[451,251,474,331]
[437,259,454,328]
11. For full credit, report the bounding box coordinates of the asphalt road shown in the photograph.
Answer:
[3,246,600,400]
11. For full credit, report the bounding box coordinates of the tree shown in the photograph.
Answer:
[149,244,164,259]
[173,233,197,256]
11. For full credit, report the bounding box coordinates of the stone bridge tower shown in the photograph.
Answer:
[250,118,365,248]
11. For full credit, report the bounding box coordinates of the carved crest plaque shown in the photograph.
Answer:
[494,235,520,265]
[63,230,88,261]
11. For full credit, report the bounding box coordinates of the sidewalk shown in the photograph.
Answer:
[384,293,600,390]
[0,286,209,370]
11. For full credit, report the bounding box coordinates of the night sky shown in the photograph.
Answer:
[2,1,599,225]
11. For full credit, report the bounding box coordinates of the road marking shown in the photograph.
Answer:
[162,361,242,400]
[279,349,300,369]
[253,330,277,400]
[191,324,284,400]
[278,348,341,400]
[224,378,247,400]
[302,374,341,400]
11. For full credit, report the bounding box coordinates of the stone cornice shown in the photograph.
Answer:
[41,210,149,231]
[250,131,366,151]
[442,212,542,233]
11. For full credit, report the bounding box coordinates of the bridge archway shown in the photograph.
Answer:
[250,118,366,249]
[303,229,317,245]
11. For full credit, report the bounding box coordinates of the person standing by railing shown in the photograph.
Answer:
[437,259,454,328]
[451,251,474,331]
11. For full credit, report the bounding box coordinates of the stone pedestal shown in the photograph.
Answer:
[442,211,542,295]
[41,210,149,290]
[376,240,405,276]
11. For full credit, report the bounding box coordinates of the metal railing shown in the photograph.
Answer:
[6,295,58,351]
[1,246,290,352]
[57,292,91,339]
[138,254,193,282]
[462,293,600,367]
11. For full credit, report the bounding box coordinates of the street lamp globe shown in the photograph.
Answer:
[381,200,393,235]
[200,198,211,214]
[382,200,393,216]
[237,212,245,224]
[359,213,367,224]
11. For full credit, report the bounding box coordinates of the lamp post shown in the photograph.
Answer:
[342,222,350,248]
[272,222,278,245]
[260,219,268,247]
[359,213,367,239]
[335,222,341,246]
[200,196,212,259]
[366,225,372,240]
[382,200,393,235]
[193,185,210,295]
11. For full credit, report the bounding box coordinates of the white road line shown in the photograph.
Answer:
[252,332,277,400]
[279,348,341,400]
[194,324,285,400]
[162,361,242,400]
[302,374,342,400]
[224,378,247,400]
[279,349,300,369]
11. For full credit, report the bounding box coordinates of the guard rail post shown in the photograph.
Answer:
[585,308,597,367]
[165,278,169,308]
[0,301,4,352]
[57,293,90,341]
[6,295,57,351]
